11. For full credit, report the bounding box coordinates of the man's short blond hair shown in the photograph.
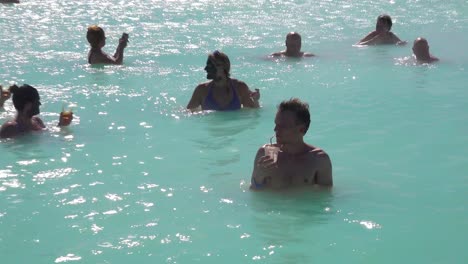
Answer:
[86,25,105,48]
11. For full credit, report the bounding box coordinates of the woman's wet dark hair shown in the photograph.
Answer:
[10,84,40,111]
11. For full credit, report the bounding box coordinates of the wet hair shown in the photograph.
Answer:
[377,14,393,30]
[413,37,428,47]
[10,84,40,111]
[412,37,430,59]
[286,32,302,41]
[208,50,231,77]
[278,98,311,133]
[86,25,105,48]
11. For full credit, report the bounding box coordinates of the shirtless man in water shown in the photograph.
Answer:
[357,14,406,46]
[271,32,315,58]
[251,98,332,190]
[0,84,72,138]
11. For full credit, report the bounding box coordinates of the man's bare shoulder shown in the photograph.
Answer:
[307,146,331,160]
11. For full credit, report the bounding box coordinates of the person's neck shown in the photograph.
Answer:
[15,112,34,130]
[280,140,308,155]
[376,29,389,34]
[213,76,229,87]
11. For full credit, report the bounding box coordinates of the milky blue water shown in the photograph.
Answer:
[1,0,468,263]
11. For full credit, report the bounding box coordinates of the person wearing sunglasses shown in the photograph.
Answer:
[187,50,260,111]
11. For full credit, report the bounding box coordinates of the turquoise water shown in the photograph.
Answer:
[1,0,468,263]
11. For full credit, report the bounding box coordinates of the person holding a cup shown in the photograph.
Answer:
[250,98,333,190]
[0,85,12,109]
[0,84,73,139]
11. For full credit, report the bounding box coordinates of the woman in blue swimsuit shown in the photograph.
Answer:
[187,51,260,111]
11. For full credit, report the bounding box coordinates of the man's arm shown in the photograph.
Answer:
[357,31,378,45]
[360,32,407,46]
[112,40,127,65]
[251,147,268,189]
[388,32,407,45]
[315,151,333,186]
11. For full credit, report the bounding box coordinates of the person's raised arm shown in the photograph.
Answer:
[112,33,128,65]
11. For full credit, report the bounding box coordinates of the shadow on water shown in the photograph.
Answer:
[250,188,335,236]
[245,188,335,262]
[1,134,48,158]
[191,109,261,150]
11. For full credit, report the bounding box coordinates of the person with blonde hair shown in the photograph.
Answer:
[0,85,12,108]
[187,50,260,111]
[86,25,129,64]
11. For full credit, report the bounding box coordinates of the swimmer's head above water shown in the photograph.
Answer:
[10,84,40,115]
[205,50,231,77]
[86,25,106,48]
